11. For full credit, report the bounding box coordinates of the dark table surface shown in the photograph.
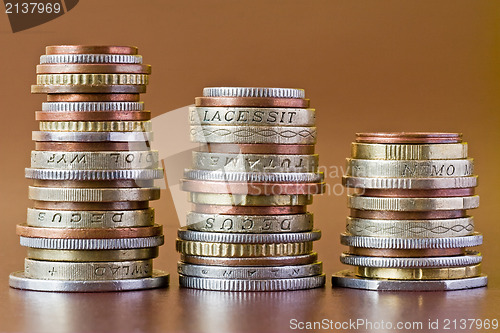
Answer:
[1,260,499,333]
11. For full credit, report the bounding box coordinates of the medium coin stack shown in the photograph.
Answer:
[332,132,487,291]
[9,45,169,292]
[177,87,326,291]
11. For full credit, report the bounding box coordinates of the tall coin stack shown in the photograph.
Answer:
[332,132,487,291]
[9,45,169,292]
[177,87,326,291]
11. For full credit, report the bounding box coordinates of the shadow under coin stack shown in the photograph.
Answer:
[332,132,487,291]
[9,45,169,292]
[177,87,326,291]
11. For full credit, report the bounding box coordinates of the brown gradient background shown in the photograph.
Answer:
[0,1,499,332]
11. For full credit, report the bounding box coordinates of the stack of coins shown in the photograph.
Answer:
[332,132,487,291]
[177,87,326,291]
[9,45,169,292]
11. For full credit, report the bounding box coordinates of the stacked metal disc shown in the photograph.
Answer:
[9,45,169,292]
[332,132,487,291]
[177,87,326,291]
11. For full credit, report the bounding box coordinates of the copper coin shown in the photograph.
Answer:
[200,143,315,155]
[45,45,138,55]
[181,180,324,195]
[17,224,162,239]
[350,209,466,220]
[47,94,140,102]
[32,180,152,188]
[33,201,149,211]
[356,132,462,144]
[36,111,151,121]
[35,142,150,151]
[37,64,151,74]
[195,97,310,108]
[193,204,306,215]
[361,188,475,198]
[180,253,318,266]
[349,247,465,258]
[32,85,146,94]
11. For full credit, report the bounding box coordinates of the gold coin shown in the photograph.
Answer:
[351,143,468,160]
[176,239,313,257]
[39,121,152,132]
[27,248,159,262]
[355,264,481,280]
[37,74,148,86]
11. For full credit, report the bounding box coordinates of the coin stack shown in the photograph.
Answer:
[176,87,326,291]
[9,45,169,292]
[332,132,487,291]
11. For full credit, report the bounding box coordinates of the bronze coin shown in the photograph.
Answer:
[32,85,146,94]
[200,143,315,155]
[33,201,149,210]
[356,132,462,144]
[45,45,138,55]
[47,94,140,102]
[180,253,318,266]
[17,224,162,239]
[35,142,151,151]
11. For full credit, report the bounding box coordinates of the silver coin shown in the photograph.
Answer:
[340,233,483,249]
[190,125,316,144]
[187,212,313,233]
[19,235,164,250]
[192,151,318,173]
[348,195,480,211]
[203,87,305,99]
[42,101,144,112]
[190,192,313,206]
[40,54,143,64]
[31,151,159,169]
[184,169,323,183]
[178,262,323,279]
[32,131,152,142]
[340,252,482,268]
[346,217,474,238]
[28,186,160,202]
[27,208,154,228]
[178,227,321,243]
[24,259,153,280]
[190,107,315,126]
[346,159,474,178]
[26,168,163,180]
[9,270,169,292]
[332,270,487,291]
[179,274,325,291]
[343,176,478,189]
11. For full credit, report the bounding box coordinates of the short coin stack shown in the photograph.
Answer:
[332,132,487,291]
[177,87,326,291]
[9,45,169,292]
